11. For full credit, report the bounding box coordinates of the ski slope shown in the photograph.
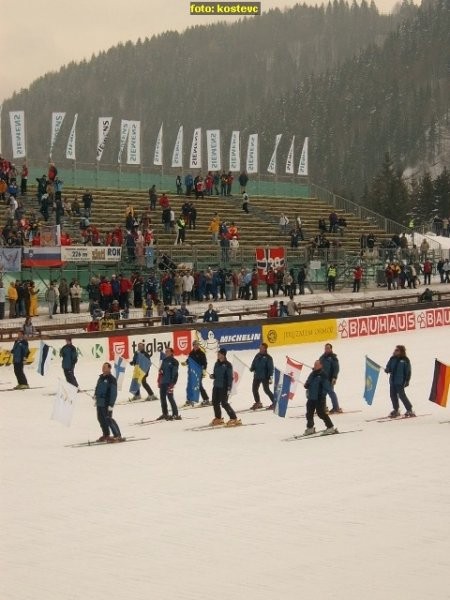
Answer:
[1,326,449,600]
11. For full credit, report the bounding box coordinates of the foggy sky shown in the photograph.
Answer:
[1,0,401,103]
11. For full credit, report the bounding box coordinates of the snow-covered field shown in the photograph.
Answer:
[1,326,449,600]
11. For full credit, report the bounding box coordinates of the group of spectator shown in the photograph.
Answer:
[432,216,450,237]
[178,171,249,198]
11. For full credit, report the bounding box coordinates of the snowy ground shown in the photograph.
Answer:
[1,324,449,600]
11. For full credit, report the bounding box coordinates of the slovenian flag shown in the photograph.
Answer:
[186,357,202,403]
[274,373,292,418]
[429,359,450,408]
[285,355,303,399]
[36,341,52,376]
[129,353,151,395]
[364,356,381,405]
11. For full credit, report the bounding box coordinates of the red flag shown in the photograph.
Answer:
[285,356,303,399]
[429,359,450,408]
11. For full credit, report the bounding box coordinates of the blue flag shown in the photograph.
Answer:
[129,353,151,395]
[273,367,282,400]
[364,356,381,405]
[187,357,203,403]
[274,373,292,418]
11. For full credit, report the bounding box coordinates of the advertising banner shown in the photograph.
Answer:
[171,125,183,168]
[66,113,78,160]
[153,123,163,166]
[189,127,202,169]
[49,112,66,157]
[96,117,112,161]
[206,129,221,171]
[0,248,22,272]
[263,320,337,347]
[298,136,309,176]
[61,246,122,263]
[195,326,262,353]
[267,133,282,174]
[126,120,141,164]
[229,130,240,172]
[9,110,26,158]
[246,133,258,174]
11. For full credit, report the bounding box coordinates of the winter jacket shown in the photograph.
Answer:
[212,360,233,391]
[304,369,332,401]
[94,373,117,408]
[189,348,207,369]
[203,309,218,323]
[60,344,78,370]
[319,352,340,381]
[385,356,411,387]
[250,353,274,380]
[12,339,29,364]
[159,356,179,385]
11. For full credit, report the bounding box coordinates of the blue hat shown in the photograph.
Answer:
[218,347,227,356]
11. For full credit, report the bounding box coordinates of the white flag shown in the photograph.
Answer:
[66,113,78,160]
[285,136,295,174]
[298,137,309,176]
[229,130,240,172]
[285,355,304,399]
[246,133,258,174]
[267,134,282,174]
[171,125,183,168]
[113,354,126,392]
[49,112,66,158]
[118,119,130,163]
[127,120,141,165]
[189,127,202,169]
[230,355,248,397]
[9,111,26,158]
[51,379,78,427]
[153,123,163,166]
[96,117,112,162]
[206,129,221,171]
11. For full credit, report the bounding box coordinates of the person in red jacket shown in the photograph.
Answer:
[118,274,132,309]
[265,268,276,297]
[423,259,433,285]
[48,162,57,182]
[159,193,170,209]
[99,278,113,311]
[268,301,279,318]
[352,266,363,292]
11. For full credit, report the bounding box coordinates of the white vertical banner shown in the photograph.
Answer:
[285,136,295,174]
[127,120,141,165]
[298,136,309,176]
[267,134,282,174]
[96,117,113,162]
[153,123,163,166]
[229,130,240,172]
[66,113,78,160]
[189,127,202,169]
[51,379,78,427]
[0,104,2,155]
[9,111,26,158]
[246,133,259,174]
[171,125,183,168]
[49,112,66,158]
[118,119,130,163]
[206,129,221,171]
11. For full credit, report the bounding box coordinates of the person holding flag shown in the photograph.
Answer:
[59,336,79,389]
[129,342,158,402]
[183,340,210,407]
[249,343,275,410]
[94,362,122,442]
[11,330,30,389]
[303,360,337,435]
[385,345,415,418]
[209,348,241,427]
[157,348,181,421]
[319,343,342,413]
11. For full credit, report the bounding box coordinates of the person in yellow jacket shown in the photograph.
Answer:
[7,281,18,318]
[29,281,40,316]
[208,214,220,243]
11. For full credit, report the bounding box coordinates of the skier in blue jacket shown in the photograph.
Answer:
[250,343,275,410]
[157,347,180,421]
[303,360,337,435]
[94,362,122,442]
[385,345,414,418]
[11,330,29,389]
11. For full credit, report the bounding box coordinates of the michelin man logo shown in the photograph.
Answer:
[196,330,219,354]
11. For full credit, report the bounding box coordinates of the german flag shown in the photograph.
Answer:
[429,360,450,408]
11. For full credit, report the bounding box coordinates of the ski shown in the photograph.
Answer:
[282,429,363,442]
[187,422,264,432]
[0,386,46,392]
[376,413,431,423]
[439,420,450,424]
[237,404,303,415]
[131,415,200,426]
[117,398,156,405]
[66,436,151,448]
[289,409,362,419]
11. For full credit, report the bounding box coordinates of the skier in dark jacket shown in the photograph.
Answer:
[385,345,414,417]
[319,343,342,413]
[184,340,210,407]
[11,330,29,389]
[94,362,122,442]
[250,343,275,410]
[209,348,241,427]
[157,348,180,420]
[60,336,79,389]
[303,360,336,435]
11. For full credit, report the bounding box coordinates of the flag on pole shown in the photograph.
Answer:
[96,117,112,161]
[229,130,240,172]
[285,136,295,174]
[274,373,292,418]
[285,356,304,399]
[230,354,247,397]
[118,119,130,163]
[153,123,163,166]
[246,133,258,174]
[49,112,66,158]
[171,125,183,168]
[66,113,78,160]
[429,359,450,408]
[129,353,151,395]
[127,120,141,165]
[189,127,202,169]
[187,357,202,403]
[36,341,52,376]
[364,356,381,405]
[9,111,26,158]
[267,134,282,174]
[51,379,78,427]
[113,354,126,391]
[298,137,309,176]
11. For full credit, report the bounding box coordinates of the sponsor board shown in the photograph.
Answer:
[262,320,337,347]
[128,332,173,359]
[337,307,450,339]
[0,347,38,367]
[195,326,262,353]
[61,246,122,263]
[108,336,129,361]
[173,330,192,356]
